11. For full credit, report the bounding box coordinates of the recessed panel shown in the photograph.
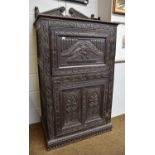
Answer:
[62,89,82,127]
[53,76,110,137]
[86,86,102,120]
[58,36,106,67]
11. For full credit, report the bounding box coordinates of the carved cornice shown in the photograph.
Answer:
[69,8,89,19]
[34,6,100,21]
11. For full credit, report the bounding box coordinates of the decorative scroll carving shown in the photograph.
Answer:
[61,40,103,64]
[69,8,89,19]
[42,7,65,16]
[60,36,105,52]
[34,6,101,24]
[35,6,65,18]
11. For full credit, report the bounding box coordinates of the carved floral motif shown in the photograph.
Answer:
[87,88,100,118]
[63,90,81,125]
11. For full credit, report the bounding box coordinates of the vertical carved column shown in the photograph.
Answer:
[37,20,55,140]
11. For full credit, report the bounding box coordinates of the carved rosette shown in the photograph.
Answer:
[63,90,81,125]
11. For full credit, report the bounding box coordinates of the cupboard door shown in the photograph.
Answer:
[83,84,109,129]
[53,76,110,137]
[54,87,83,136]
[49,19,116,76]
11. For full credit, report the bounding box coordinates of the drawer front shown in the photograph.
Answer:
[52,74,112,137]
[49,19,116,76]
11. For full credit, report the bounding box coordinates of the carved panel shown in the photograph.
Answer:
[83,84,109,129]
[48,19,116,77]
[86,87,101,120]
[53,76,110,137]
[50,26,109,75]
[59,37,105,66]
[62,89,82,126]
[54,85,83,136]
[49,19,115,75]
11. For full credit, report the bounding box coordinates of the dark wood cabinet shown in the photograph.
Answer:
[34,7,118,149]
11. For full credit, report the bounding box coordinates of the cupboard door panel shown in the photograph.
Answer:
[57,34,106,67]
[62,89,82,126]
[53,76,110,137]
[83,83,109,129]
[54,85,84,137]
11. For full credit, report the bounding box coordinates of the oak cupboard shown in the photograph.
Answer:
[34,7,118,149]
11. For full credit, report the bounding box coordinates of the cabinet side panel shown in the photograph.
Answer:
[36,19,55,140]
[106,26,117,123]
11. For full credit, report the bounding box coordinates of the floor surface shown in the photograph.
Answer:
[30,115,125,155]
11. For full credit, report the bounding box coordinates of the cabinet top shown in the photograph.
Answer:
[34,7,119,26]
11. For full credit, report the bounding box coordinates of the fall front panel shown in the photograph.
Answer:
[49,19,115,76]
